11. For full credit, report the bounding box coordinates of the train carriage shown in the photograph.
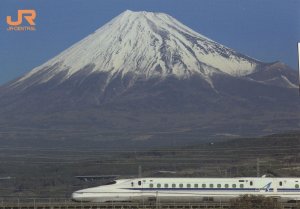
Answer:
[72,177,300,203]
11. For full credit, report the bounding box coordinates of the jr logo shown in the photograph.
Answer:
[7,10,36,26]
[263,182,272,192]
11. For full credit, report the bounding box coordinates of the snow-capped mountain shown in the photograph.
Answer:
[10,10,262,91]
[0,10,298,145]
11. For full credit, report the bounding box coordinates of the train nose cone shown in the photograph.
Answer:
[71,192,82,202]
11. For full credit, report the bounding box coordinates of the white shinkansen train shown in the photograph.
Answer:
[72,177,300,203]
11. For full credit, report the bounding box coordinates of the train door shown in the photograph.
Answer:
[273,178,278,193]
[138,180,144,203]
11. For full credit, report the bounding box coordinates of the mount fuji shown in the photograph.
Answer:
[0,10,299,147]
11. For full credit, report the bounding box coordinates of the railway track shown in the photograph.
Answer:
[0,200,299,209]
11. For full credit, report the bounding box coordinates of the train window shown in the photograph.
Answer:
[179,184,183,188]
[209,184,214,188]
[172,184,176,188]
[149,183,153,188]
[250,181,253,186]
[202,184,206,188]
[295,184,299,189]
[239,180,245,182]
[187,184,191,188]
[157,184,161,188]
[194,184,198,188]
[279,182,283,186]
[138,181,141,186]
[232,184,236,188]
[240,184,244,188]
[164,184,168,188]
[131,182,134,187]
[217,184,221,188]
[225,184,229,188]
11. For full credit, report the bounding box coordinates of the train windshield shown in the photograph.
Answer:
[104,181,116,185]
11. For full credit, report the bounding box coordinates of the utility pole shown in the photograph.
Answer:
[257,158,260,177]
[138,165,142,178]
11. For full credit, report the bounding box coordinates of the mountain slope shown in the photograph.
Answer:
[7,10,264,91]
[0,10,298,146]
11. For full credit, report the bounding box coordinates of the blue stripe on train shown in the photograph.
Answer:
[127,188,260,191]
[125,188,300,192]
[278,189,300,191]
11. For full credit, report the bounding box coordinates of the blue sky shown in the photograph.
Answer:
[0,0,299,85]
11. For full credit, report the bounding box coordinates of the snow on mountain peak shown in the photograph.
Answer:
[14,10,261,87]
